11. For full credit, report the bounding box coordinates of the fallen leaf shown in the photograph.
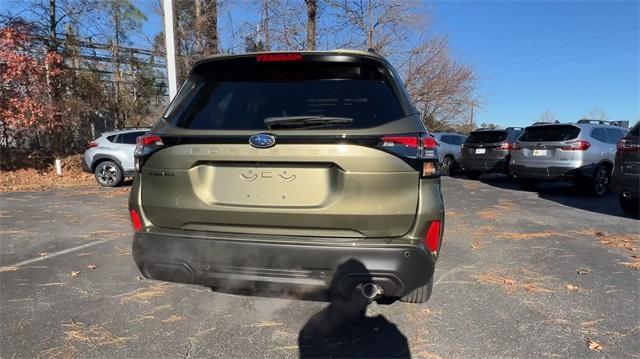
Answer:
[86,264,97,270]
[566,284,580,291]
[585,338,602,351]
[502,279,515,286]
[576,269,590,275]
[0,266,18,272]
[470,244,480,250]
[70,271,81,277]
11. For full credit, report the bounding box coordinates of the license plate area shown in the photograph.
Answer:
[475,148,486,154]
[193,164,337,207]
[532,149,548,156]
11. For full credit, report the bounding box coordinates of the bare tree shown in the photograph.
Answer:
[403,38,477,130]
[305,0,317,50]
[535,110,557,123]
[586,107,609,122]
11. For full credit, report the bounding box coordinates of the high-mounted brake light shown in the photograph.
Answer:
[561,140,591,151]
[256,53,303,62]
[130,209,142,232]
[425,220,442,255]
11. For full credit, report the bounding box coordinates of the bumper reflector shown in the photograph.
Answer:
[130,209,142,232]
[425,220,441,254]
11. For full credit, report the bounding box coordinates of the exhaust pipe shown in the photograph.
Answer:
[622,191,632,198]
[359,283,384,300]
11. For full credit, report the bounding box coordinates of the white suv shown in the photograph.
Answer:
[82,128,149,187]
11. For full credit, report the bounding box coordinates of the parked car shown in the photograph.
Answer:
[432,131,466,176]
[461,127,523,179]
[611,121,639,215]
[83,128,149,187]
[509,120,629,195]
[129,51,444,304]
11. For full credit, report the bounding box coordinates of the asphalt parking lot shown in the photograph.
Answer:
[1,176,638,358]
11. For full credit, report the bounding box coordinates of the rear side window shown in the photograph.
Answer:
[106,135,116,142]
[519,125,580,142]
[606,128,627,144]
[591,128,608,143]
[167,61,405,130]
[466,131,507,143]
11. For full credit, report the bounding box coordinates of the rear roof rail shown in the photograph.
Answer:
[576,118,627,127]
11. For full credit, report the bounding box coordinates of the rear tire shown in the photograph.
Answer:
[581,165,610,196]
[518,178,539,191]
[619,195,639,216]
[466,171,481,180]
[441,157,454,176]
[94,161,123,187]
[400,277,433,304]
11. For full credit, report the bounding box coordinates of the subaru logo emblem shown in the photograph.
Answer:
[249,133,276,148]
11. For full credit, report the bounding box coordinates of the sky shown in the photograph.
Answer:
[2,0,638,128]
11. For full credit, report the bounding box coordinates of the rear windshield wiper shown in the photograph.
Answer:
[264,116,354,129]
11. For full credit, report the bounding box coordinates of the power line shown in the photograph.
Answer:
[492,26,639,62]
[488,46,639,78]
[496,35,638,68]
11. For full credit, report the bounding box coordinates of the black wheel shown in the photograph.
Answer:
[466,171,481,180]
[619,195,639,216]
[518,178,539,191]
[441,157,454,176]
[583,165,610,196]
[400,277,433,304]
[94,160,123,187]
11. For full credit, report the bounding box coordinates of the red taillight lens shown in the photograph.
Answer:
[617,139,640,152]
[500,142,514,150]
[423,137,438,149]
[425,220,442,255]
[380,135,438,149]
[130,209,142,232]
[85,142,98,149]
[381,135,419,148]
[256,53,303,62]
[561,140,591,151]
[136,134,163,146]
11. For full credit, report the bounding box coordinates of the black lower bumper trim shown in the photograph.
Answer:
[132,229,435,298]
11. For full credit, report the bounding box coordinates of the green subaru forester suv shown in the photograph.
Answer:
[129,51,445,303]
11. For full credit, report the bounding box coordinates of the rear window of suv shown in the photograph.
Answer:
[519,125,580,142]
[166,60,405,130]
[466,131,507,143]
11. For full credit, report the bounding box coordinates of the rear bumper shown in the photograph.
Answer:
[461,157,508,173]
[132,228,436,298]
[509,164,595,180]
[81,156,92,173]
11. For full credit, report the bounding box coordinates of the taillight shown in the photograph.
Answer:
[256,53,303,62]
[379,134,439,177]
[617,138,640,152]
[500,142,514,150]
[130,209,142,232]
[135,134,165,172]
[85,142,98,149]
[425,220,442,255]
[561,140,591,151]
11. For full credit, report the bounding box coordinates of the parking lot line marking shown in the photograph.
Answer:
[0,240,111,271]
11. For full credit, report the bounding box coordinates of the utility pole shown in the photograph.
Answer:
[163,0,178,100]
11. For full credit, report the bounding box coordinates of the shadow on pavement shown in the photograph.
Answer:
[471,175,637,219]
[298,259,410,358]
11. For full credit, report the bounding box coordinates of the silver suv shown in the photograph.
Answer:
[432,131,466,176]
[509,120,629,195]
[82,128,149,187]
